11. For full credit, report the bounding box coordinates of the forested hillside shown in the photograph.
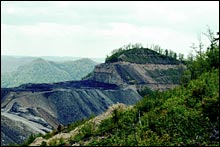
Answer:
[1,58,98,88]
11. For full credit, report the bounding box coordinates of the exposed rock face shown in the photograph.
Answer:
[87,61,185,91]
[1,80,141,145]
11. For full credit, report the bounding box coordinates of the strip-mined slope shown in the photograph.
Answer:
[1,81,141,145]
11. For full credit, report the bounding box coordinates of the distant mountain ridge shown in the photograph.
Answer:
[1,58,98,88]
[1,56,36,74]
[1,55,104,74]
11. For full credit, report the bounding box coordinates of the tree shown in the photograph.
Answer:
[185,28,219,80]
[178,53,184,61]
[158,48,163,54]
[165,49,168,56]
[151,44,161,53]
[168,49,175,58]
[203,26,216,45]
[180,70,191,87]
[57,124,62,133]
[205,31,219,69]
[187,51,194,62]
[174,53,177,59]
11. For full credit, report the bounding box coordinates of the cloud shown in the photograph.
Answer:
[2,22,201,57]
[1,1,219,58]
[54,1,72,8]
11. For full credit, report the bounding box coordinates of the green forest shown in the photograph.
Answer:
[17,30,219,146]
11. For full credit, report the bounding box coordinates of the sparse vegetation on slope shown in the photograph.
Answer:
[105,44,182,64]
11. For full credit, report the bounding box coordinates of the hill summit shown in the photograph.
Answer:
[105,47,181,64]
[85,47,185,91]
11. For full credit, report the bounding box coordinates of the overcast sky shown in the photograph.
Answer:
[1,1,219,58]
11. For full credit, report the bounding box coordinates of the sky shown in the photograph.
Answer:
[1,1,219,58]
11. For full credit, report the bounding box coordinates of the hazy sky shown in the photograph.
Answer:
[1,1,219,58]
